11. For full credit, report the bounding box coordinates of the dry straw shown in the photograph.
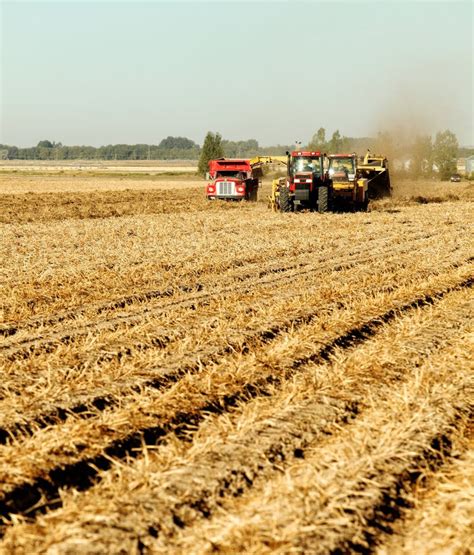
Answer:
[0,173,472,553]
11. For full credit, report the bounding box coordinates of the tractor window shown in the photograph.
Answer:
[291,157,321,175]
[329,158,355,175]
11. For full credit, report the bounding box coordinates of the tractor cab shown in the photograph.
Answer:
[282,150,329,211]
[328,153,368,210]
[328,154,357,182]
[289,153,324,177]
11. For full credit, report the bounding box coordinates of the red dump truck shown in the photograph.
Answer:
[206,158,260,201]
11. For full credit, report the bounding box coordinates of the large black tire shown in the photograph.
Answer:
[248,187,258,202]
[317,186,329,213]
[279,186,293,212]
[361,191,369,212]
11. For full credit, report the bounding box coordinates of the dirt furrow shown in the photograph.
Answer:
[153,343,472,555]
[0,245,469,444]
[1,220,393,337]
[0,282,471,553]
[0,240,434,398]
[0,230,423,356]
[0,271,471,533]
[0,230,450,360]
[376,427,474,555]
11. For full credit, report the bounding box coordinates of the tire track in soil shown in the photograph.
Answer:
[0,231,441,360]
[0,231,439,372]
[0,250,468,445]
[0,232,386,339]
[338,428,473,555]
[5,215,415,337]
[0,276,471,532]
[0,231,407,351]
[2,224,441,344]
[159,382,472,555]
[373,424,474,555]
[148,335,473,555]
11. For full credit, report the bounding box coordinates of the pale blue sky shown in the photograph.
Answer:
[1,0,472,147]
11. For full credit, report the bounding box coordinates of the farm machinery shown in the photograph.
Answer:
[269,150,335,212]
[269,150,392,212]
[206,158,259,201]
[275,151,331,212]
[206,156,287,201]
[357,151,392,199]
[206,149,391,210]
[327,153,369,211]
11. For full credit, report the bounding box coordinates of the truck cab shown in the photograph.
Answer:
[206,159,259,201]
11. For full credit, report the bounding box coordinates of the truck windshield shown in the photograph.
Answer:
[216,170,246,178]
[291,157,321,175]
[329,157,355,174]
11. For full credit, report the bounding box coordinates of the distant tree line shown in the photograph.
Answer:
[307,127,464,180]
[1,129,467,180]
[0,137,201,161]
[0,134,295,163]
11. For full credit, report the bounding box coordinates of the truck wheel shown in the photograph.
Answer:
[317,186,329,213]
[279,186,293,212]
[249,188,258,202]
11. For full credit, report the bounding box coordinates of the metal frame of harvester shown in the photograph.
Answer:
[357,150,392,199]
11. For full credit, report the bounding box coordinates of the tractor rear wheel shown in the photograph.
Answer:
[317,186,329,213]
[279,186,293,212]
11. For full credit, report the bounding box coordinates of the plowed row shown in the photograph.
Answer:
[0,185,472,554]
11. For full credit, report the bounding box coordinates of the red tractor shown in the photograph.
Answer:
[206,158,259,201]
[279,151,332,212]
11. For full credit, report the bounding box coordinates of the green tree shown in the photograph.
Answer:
[222,139,259,157]
[308,127,327,151]
[37,140,53,148]
[158,136,197,150]
[411,135,433,178]
[328,130,348,153]
[433,129,458,180]
[198,132,224,176]
[7,146,18,159]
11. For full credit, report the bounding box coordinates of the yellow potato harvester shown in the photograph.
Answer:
[248,156,288,211]
[357,150,392,199]
[268,176,288,212]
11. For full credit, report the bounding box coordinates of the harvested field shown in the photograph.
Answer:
[0,169,472,554]
[0,188,229,224]
[0,159,197,174]
[0,176,202,195]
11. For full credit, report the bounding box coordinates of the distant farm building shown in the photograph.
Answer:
[456,159,466,174]
[465,155,474,176]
